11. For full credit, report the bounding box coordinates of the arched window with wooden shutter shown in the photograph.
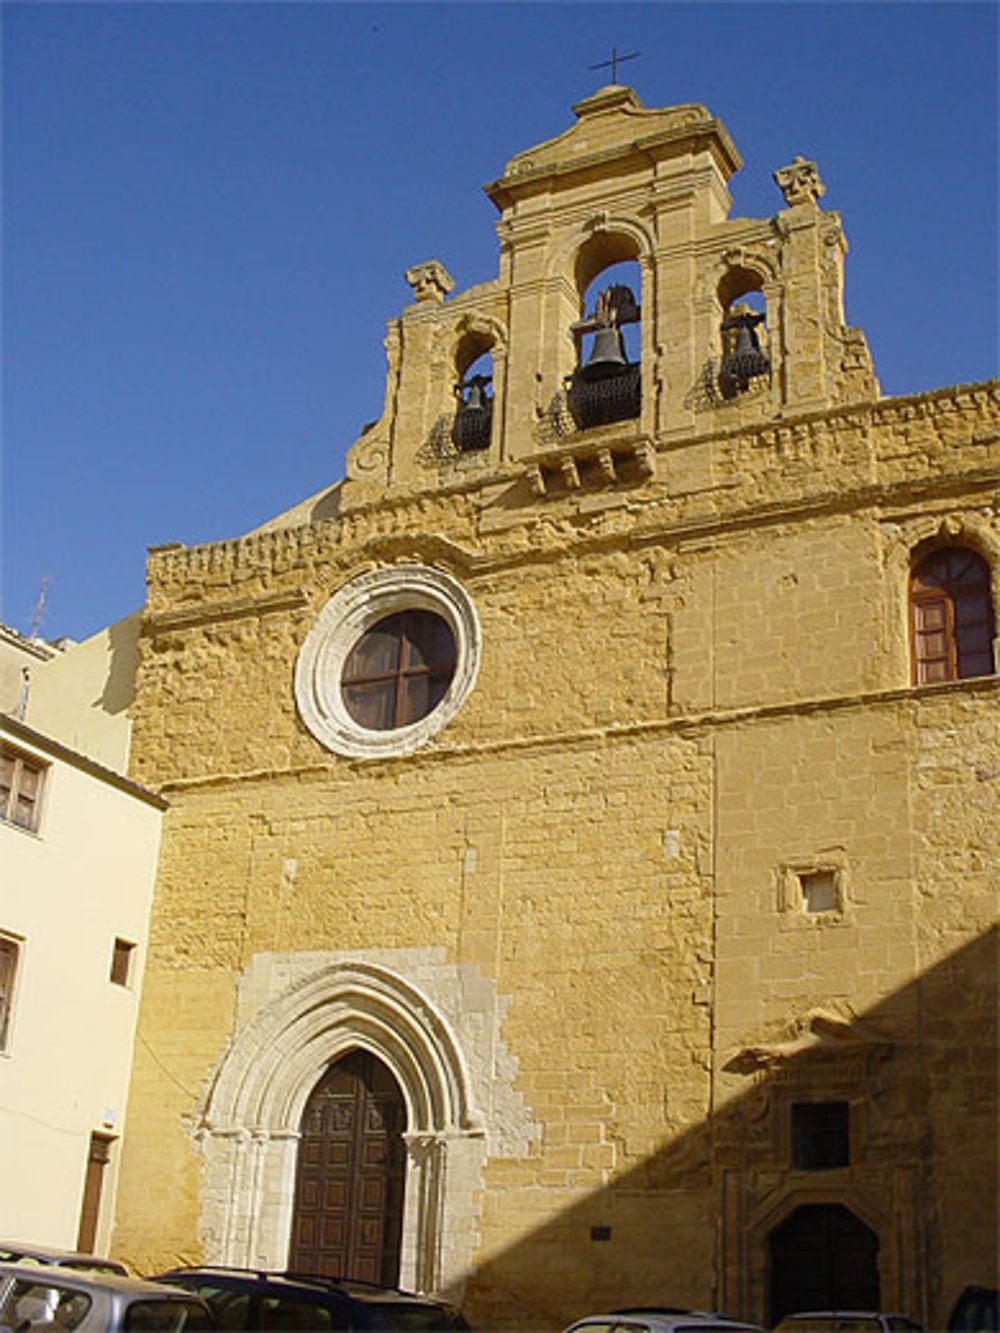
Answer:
[910,545,995,683]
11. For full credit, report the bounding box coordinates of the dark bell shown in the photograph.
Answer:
[452,373,493,451]
[463,380,489,412]
[720,310,770,395]
[733,324,760,358]
[579,325,629,381]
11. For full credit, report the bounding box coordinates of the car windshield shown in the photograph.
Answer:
[0,1279,91,1330]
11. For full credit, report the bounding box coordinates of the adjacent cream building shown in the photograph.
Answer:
[112,87,998,1328]
[0,620,163,1253]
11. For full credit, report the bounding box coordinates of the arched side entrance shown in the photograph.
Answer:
[768,1204,879,1325]
[290,1050,406,1285]
[196,960,494,1297]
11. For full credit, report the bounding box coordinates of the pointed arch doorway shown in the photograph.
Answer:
[290,1050,406,1285]
[197,959,528,1297]
[768,1204,880,1325]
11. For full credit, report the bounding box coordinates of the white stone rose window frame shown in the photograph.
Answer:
[295,566,481,758]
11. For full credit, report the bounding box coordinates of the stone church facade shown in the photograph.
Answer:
[114,87,999,1330]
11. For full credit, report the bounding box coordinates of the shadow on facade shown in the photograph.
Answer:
[461,926,998,1332]
[98,609,141,716]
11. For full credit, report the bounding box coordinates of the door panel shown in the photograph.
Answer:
[290,1050,406,1285]
[769,1203,880,1325]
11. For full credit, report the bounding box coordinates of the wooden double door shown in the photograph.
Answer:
[289,1051,406,1285]
[769,1203,880,1325]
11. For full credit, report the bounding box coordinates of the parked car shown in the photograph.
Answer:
[562,1311,766,1333]
[771,1315,923,1333]
[153,1266,469,1331]
[948,1287,999,1332]
[0,1261,213,1331]
[0,1242,128,1277]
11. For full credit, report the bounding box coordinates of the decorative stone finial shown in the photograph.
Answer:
[405,259,455,304]
[773,155,826,207]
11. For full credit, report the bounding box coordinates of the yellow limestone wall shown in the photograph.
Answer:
[112,87,999,1331]
[115,383,998,1328]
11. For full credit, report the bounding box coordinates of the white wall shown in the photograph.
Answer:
[0,724,162,1252]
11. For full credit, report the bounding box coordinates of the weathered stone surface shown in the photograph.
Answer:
[114,87,999,1331]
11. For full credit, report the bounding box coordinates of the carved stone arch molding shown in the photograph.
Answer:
[730,1174,928,1326]
[433,310,510,384]
[719,1175,887,1320]
[196,951,536,1298]
[454,311,509,355]
[696,246,782,309]
[745,1178,889,1256]
[552,212,656,289]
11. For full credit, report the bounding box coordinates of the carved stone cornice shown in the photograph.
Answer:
[723,1011,894,1077]
[523,435,655,497]
[143,588,308,634]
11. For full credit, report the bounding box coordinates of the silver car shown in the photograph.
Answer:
[562,1311,766,1333]
[0,1262,213,1331]
[0,1242,128,1277]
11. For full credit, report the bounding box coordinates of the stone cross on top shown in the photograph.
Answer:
[589,45,640,84]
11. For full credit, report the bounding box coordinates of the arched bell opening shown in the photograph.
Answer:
[566,236,642,431]
[716,266,771,400]
[452,335,494,453]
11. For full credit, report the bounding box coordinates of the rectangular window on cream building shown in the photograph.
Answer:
[110,938,136,988]
[0,745,47,832]
[0,936,20,1052]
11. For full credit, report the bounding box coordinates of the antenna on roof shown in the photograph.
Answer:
[29,575,50,640]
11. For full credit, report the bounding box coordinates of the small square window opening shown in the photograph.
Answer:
[800,869,838,913]
[792,1100,850,1169]
[110,939,136,988]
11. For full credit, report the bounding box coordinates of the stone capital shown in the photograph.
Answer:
[773,155,826,207]
[405,259,455,303]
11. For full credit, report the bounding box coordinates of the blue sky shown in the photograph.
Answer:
[3,1,997,643]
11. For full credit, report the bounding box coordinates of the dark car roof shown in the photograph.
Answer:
[158,1266,445,1299]
[567,1314,765,1332]
[772,1317,923,1332]
[156,1266,466,1314]
[777,1315,917,1321]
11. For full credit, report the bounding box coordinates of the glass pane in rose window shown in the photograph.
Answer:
[344,616,402,680]
[343,680,396,730]
[404,615,455,671]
